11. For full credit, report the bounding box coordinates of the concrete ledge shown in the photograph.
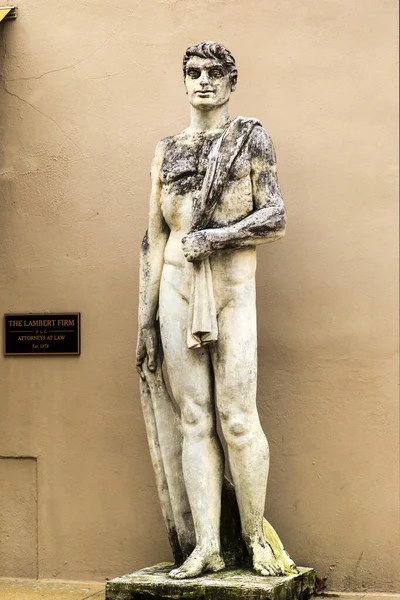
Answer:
[105,563,316,600]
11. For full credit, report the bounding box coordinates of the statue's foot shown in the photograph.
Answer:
[248,537,285,577]
[169,545,225,579]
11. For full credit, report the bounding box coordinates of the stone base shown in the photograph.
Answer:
[105,563,316,600]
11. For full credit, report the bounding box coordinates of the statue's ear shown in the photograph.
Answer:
[231,82,236,92]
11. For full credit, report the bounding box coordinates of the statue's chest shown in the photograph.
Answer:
[160,135,253,230]
[161,136,250,188]
[161,137,218,190]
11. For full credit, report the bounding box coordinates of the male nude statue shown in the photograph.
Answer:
[136,41,288,580]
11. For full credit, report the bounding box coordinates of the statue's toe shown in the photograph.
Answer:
[175,572,188,580]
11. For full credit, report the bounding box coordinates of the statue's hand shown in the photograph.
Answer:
[136,325,158,380]
[182,230,212,263]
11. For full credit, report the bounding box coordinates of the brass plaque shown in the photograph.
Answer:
[4,313,81,356]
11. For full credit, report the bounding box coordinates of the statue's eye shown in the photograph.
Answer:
[187,69,200,79]
[209,69,223,78]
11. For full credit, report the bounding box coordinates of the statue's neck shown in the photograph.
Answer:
[188,103,230,133]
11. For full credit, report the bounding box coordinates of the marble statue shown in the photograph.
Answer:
[136,41,297,581]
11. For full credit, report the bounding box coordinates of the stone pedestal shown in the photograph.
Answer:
[105,563,316,600]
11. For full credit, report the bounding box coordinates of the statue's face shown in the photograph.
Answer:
[184,56,232,111]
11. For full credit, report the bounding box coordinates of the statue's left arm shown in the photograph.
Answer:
[182,126,286,262]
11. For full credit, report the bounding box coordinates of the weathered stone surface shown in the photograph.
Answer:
[105,564,316,600]
[136,41,295,580]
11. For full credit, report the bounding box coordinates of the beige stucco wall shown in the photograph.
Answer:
[0,0,398,592]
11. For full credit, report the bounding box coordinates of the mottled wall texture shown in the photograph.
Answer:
[0,0,398,592]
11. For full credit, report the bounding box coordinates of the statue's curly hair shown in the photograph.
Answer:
[182,41,238,90]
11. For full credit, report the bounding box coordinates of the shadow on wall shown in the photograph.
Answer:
[0,16,18,250]
[0,22,6,168]
[0,16,17,205]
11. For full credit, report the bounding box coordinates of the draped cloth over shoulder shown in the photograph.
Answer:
[187,116,261,349]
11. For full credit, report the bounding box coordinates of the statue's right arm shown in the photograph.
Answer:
[136,141,169,378]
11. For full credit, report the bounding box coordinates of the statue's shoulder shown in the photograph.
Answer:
[152,135,177,167]
[237,117,270,140]
[239,119,275,160]
[155,135,173,153]
[157,130,187,149]
[230,116,273,151]
[152,131,189,172]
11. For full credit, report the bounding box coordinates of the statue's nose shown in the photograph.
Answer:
[199,71,209,85]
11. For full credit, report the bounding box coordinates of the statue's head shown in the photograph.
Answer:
[182,41,237,111]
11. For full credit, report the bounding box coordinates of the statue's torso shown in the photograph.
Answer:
[159,129,256,285]
[160,130,254,231]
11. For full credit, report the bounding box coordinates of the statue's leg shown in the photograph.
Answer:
[159,275,225,579]
[210,277,284,577]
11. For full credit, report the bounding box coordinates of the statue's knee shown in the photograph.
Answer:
[221,414,252,449]
[181,405,213,441]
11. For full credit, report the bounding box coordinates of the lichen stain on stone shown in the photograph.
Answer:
[160,132,220,198]
[106,564,316,600]
[141,230,150,253]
